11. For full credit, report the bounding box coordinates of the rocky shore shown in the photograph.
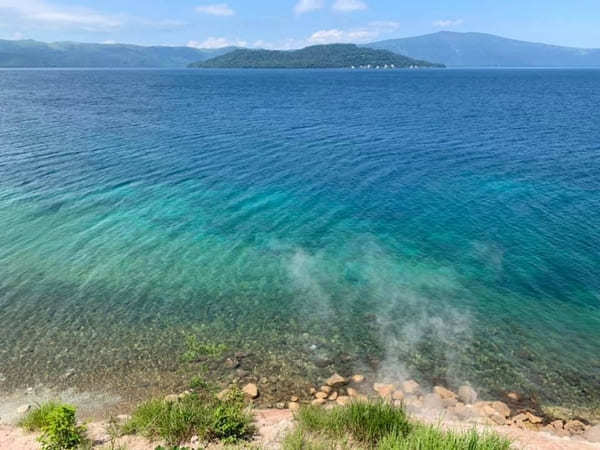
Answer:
[3,372,600,449]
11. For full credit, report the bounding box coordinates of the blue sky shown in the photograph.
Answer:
[1,0,599,48]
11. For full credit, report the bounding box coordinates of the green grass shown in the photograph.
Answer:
[286,401,511,450]
[122,388,254,446]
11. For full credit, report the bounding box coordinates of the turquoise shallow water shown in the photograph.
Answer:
[0,69,599,406]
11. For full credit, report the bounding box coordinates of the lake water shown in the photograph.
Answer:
[0,68,599,408]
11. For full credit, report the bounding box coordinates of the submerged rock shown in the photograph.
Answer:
[489,401,511,418]
[373,383,395,399]
[326,373,348,387]
[401,380,420,395]
[458,385,478,404]
[433,386,456,400]
[224,358,240,369]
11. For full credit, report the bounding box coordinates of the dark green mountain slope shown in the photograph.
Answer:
[0,40,233,68]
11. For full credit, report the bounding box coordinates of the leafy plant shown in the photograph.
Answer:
[37,404,87,450]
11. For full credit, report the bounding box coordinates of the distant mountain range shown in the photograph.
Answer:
[1,32,599,68]
[189,44,443,69]
[366,31,600,67]
[0,40,232,68]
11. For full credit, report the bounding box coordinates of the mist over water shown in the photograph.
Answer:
[0,68,599,408]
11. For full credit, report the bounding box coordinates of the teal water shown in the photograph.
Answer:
[0,69,599,407]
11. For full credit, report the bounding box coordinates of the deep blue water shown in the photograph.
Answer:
[0,69,599,406]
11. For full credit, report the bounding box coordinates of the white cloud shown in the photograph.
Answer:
[195,3,235,16]
[433,19,463,28]
[332,0,367,12]
[294,0,324,14]
[187,37,247,49]
[0,0,122,30]
[308,28,378,44]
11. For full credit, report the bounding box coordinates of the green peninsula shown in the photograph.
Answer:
[189,44,444,69]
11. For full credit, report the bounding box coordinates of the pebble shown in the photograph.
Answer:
[351,374,365,384]
[328,392,338,401]
[290,395,299,402]
[17,405,31,414]
[164,394,179,403]
[312,398,326,406]
[315,392,328,399]
[320,386,332,394]
[288,402,300,412]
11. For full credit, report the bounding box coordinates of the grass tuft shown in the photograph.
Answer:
[377,425,511,450]
[297,401,411,445]
[122,388,254,445]
[289,401,511,450]
[18,401,64,431]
